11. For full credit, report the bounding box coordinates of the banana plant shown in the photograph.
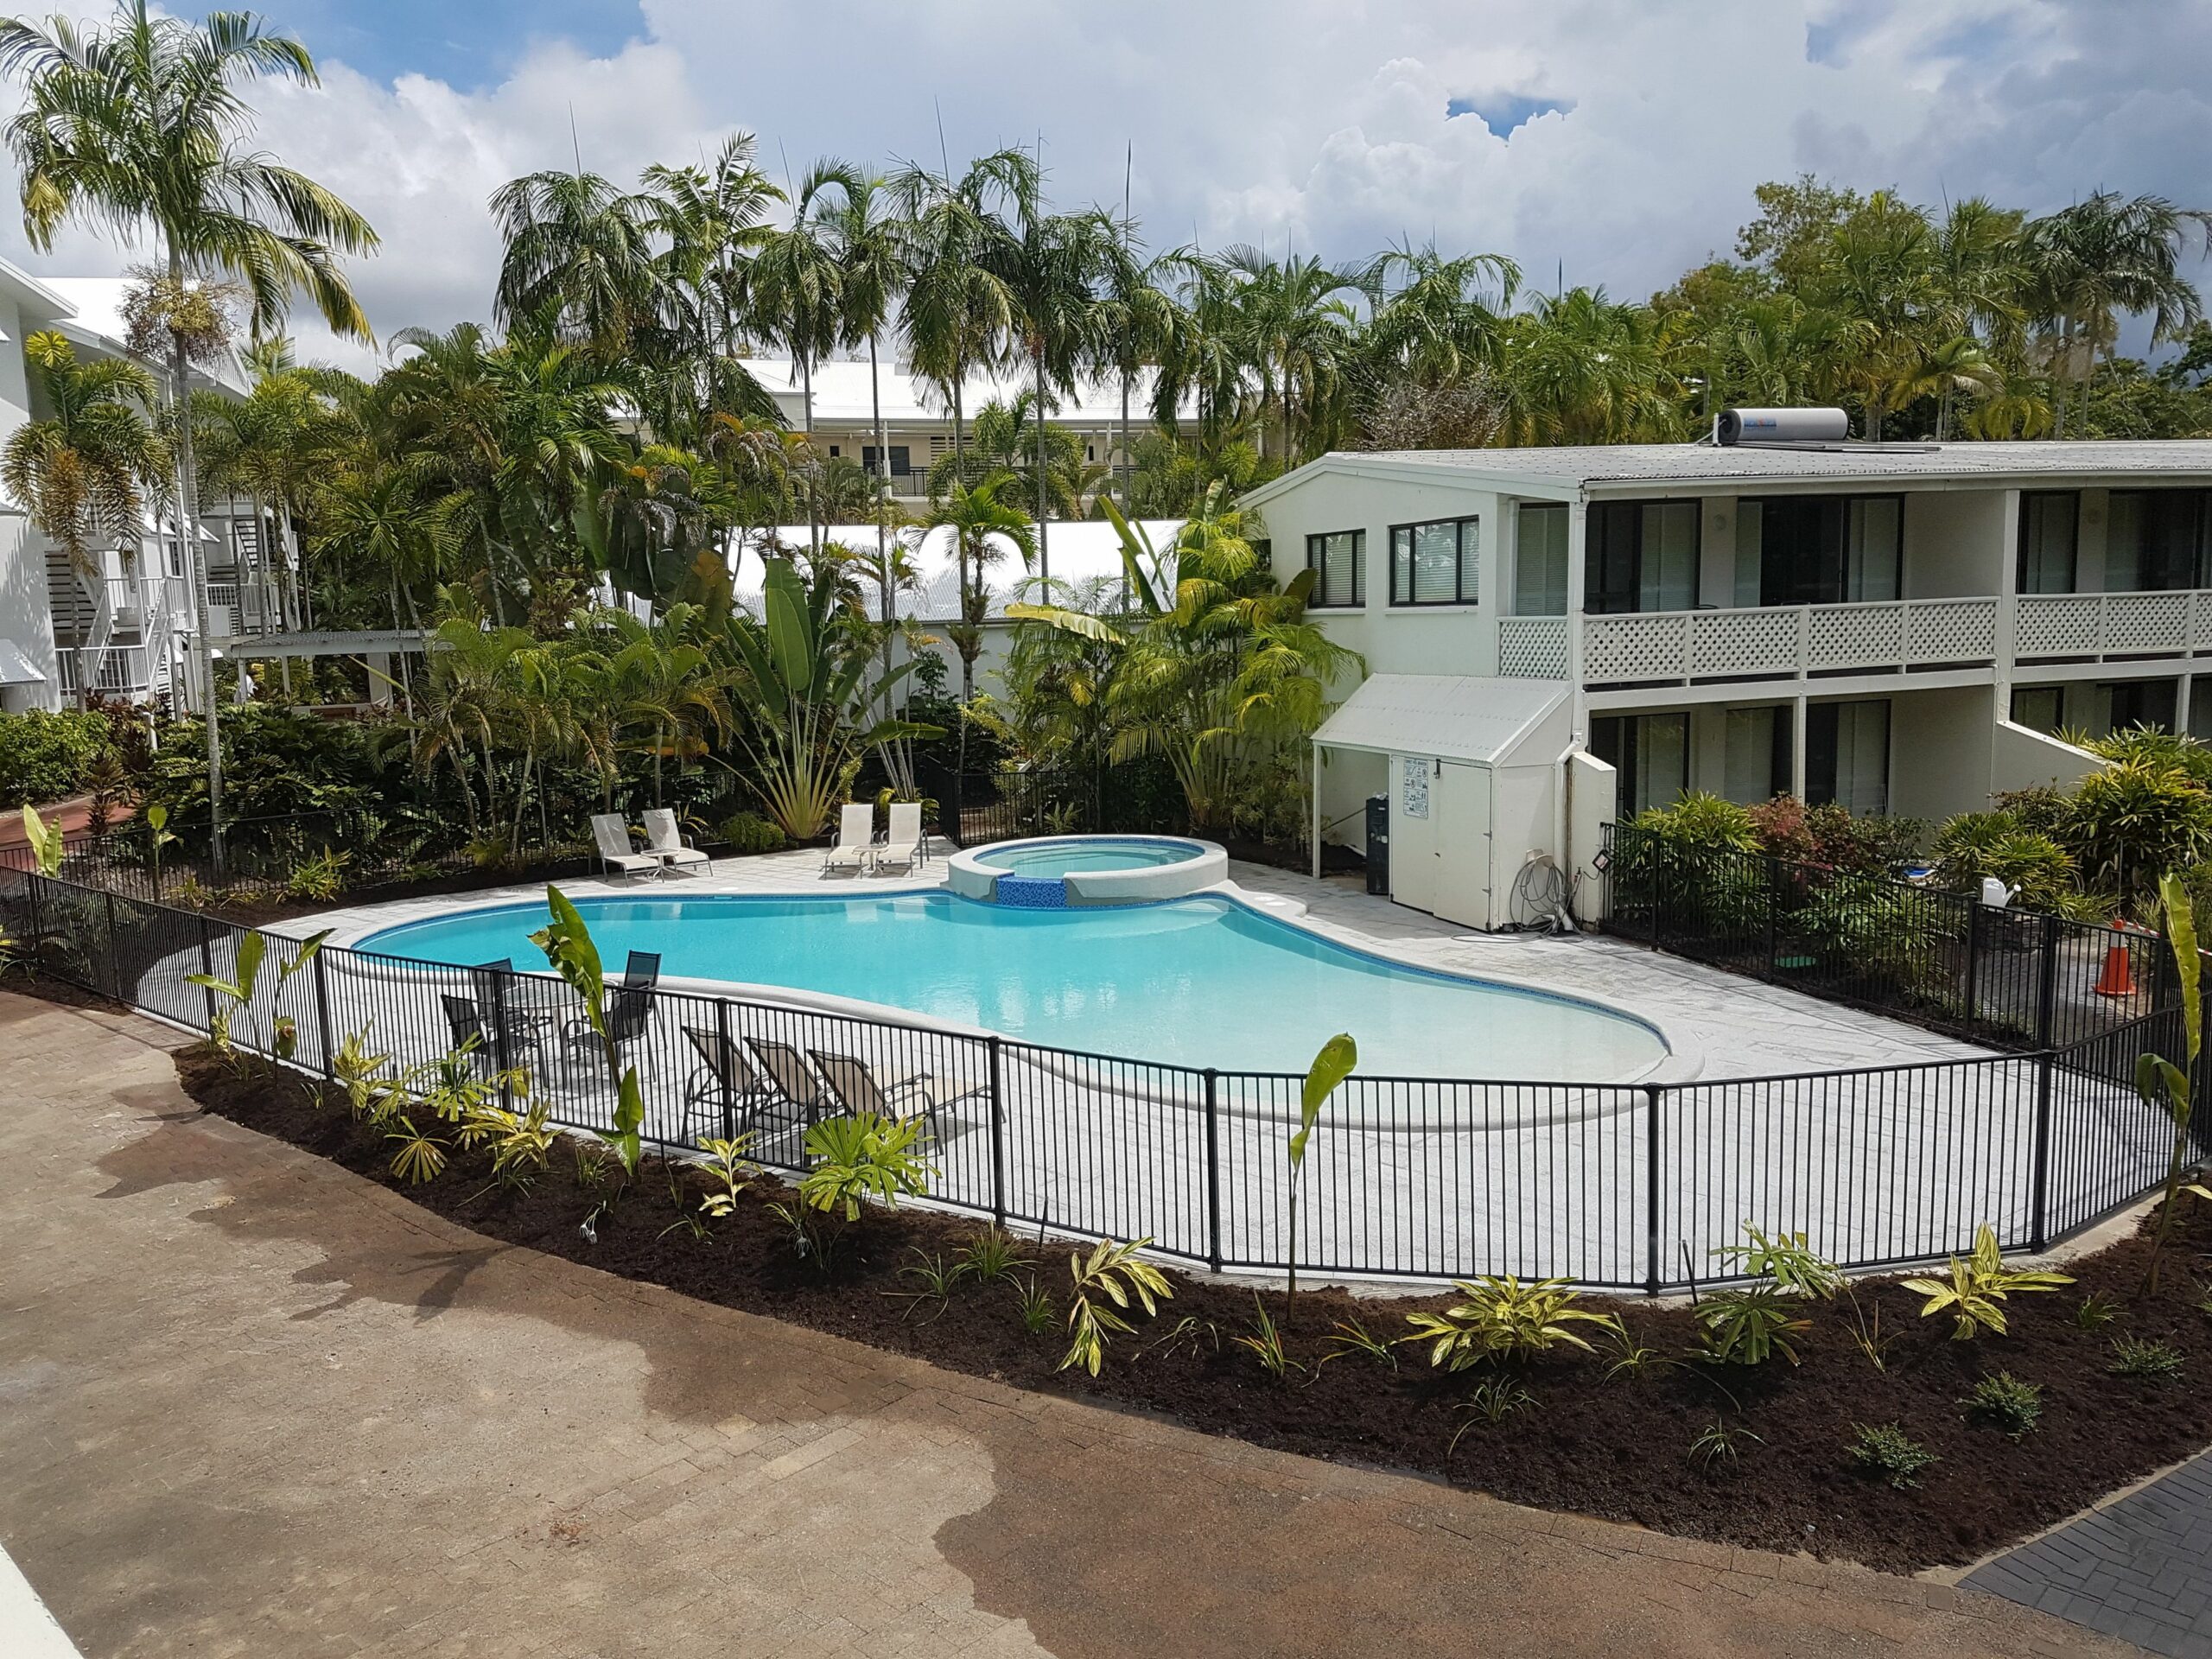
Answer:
[19,804,63,876]
[716,556,937,840]
[186,927,330,1063]
[529,886,645,1182]
[2137,870,2206,1294]
[143,802,177,895]
[1286,1032,1357,1319]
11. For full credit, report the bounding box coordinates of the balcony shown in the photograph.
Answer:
[56,644,158,697]
[1500,598,2002,686]
[2015,590,2212,660]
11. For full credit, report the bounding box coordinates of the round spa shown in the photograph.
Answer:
[946,834,1228,908]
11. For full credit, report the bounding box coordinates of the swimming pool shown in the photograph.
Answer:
[975,836,1205,877]
[356,892,1668,1082]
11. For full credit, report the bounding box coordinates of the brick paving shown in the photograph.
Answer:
[0,988,2139,1658]
[1966,1451,2212,1656]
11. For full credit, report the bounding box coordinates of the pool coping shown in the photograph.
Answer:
[302,868,1695,1088]
[946,834,1229,906]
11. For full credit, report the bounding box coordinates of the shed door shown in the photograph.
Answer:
[1431,760,1493,929]
[1389,754,1437,913]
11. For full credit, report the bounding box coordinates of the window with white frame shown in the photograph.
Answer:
[1305,529,1365,607]
[1389,516,1478,606]
[1514,503,1568,615]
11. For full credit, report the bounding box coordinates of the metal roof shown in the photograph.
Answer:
[1312,674,1568,766]
[1247,440,2212,504]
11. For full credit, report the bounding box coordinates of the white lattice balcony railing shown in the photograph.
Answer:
[1579,598,1999,686]
[2014,589,2212,659]
[55,644,156,696]
[1498,615,1569,678]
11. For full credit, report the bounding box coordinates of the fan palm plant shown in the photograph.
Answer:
[924,472,1038,704]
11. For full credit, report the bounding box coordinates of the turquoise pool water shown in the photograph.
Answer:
[973,836,1205,878]
[359,893,1664,1081]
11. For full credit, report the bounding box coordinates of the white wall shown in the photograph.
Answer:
[1886,685,1998,822]
[1992,719,2103,797]
[1903,489,2007,598]
[1567,750,1615,922]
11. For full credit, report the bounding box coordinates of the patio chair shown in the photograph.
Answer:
[556,976,657,1085]
[620,950,662,993]
[590,813,661,881]
[808,1046,984,1146]
[873,801,925,875]
[642,809,710,877]
[678,1024,783,1143]
[449,969,550,1078]
[821,803,875,877]
[743,1037,839,1127]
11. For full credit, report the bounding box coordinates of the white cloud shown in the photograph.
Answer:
[0,0,2203,374]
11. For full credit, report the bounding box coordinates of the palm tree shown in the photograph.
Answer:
[2024,192,2212,437]
[1500,288,1681,444]
[748,159,855,556]
[1368,241,1521,387]
[641,132,782,368]
[1214,245,1374,461]
[2,0,377,868]
[2,329,167,700]
[492,168,666,359]
[890,150,1023,486]
[924,472,1037,704]
[1091,224,1179,509]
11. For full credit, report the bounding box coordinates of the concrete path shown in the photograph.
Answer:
[1967,1451,2212,1656]
[0,990,2128,1659]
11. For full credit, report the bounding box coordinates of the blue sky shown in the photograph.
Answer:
[20,0,2208,371]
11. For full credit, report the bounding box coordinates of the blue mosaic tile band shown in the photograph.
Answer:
[994,874,1069,909]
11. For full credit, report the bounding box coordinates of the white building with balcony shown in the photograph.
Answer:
[0,261,252,713]
[1247,437,2212,929]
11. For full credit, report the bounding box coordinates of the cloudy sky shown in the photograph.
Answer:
[3,0,2208,372]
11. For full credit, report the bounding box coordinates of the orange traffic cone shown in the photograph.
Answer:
[2092,937,2139,999]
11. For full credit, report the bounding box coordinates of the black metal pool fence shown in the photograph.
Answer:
[6,864,2202,1291]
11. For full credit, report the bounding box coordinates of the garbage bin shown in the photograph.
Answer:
[1364,793,1389,895]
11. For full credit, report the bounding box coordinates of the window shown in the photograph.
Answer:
[1722,705,1792,804]
[1806,700,1890,816]
[1389,516,1479,605]
[2011,686,2064,734]
[1306,530,1365,607]
[1514,503,1567,615]
[827,444,841,457]
[1752,495,1902,605]
[1586,499,1699,613]
[861,445,912,477]
[1588,712,1688,817]
[2018,492,2079,594]
[2106,491,2211,591]
[2101,679,2177,734]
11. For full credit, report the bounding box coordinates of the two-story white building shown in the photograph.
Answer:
[1247,434,2212,930]
[0,260,252,713]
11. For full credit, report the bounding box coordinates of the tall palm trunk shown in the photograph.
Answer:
[800,353,820,557]
[1118,369,1131,512]
[870,330,893,723]
[1033,343,1050,585]
[168,248,224,877]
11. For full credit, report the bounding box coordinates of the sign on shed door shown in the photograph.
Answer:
[1389,754,1437,913]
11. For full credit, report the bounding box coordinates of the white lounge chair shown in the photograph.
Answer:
[643,808,710,876]
[821,803,875,876]
[808,1047,985,1145]
[874,800,924,874]
[590,813,661,881]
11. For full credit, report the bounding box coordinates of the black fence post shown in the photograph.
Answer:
[2035,913,2063,1050]
[1961,897,1983,1043]
[987,1035,1007,1230]
[714,998,738,1141]
[313,947,337,1083]
[1204,1068,1223,1271]
[1763,851,1779,977]
[101,887,122,1001]
[2030,1050,2056,1251]
[196,914,219,1034]
[1643,1083,1664,1295]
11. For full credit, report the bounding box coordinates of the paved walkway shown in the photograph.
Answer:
[0,990,2130,1657]
[1966,1452,2212,1656]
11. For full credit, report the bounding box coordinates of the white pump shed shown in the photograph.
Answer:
[1309,675,1573,931]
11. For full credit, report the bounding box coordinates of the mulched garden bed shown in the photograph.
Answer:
[161,1039,2212,1575]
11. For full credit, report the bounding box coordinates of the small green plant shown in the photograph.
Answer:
[1140,1314,1219,1363]
[2137,871,2206,1294]
[1283,1032,1356,1319]
[1695,1286,1814,1367]
[1230,1294,1301,1380]
[283,846,351,901]
[185,929,265,1060]
[1849,1422,1938,1490]
[1319,1318,1397,1370]
[783,1110,937,1268]
[1902,1225,2074,1338]
[1688,1417,1763,1472]
[1844,1286,1899,1373]
[1962,1372,2043,1440]
[1402,1276,1618,1370]
[385,1116,448,1186]
[330,1028,397,1120]
[1060,1237,1173,1376]
[142,802,176,893]
[955,1229,1033,1286]
[2108,1335,2185,1379]
[1012,1275,1055,1336]
[1601,1321,1679,1382]
[893,1249,965,1321]
[1713,1224,1843,1300]
[658,1165,712,1241]
[2075,1293,2122,1330]
[1449,1378,1537,1452]
[475,1100,556,1191]
[693,1135,756,1221]
[19,803,63,876]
